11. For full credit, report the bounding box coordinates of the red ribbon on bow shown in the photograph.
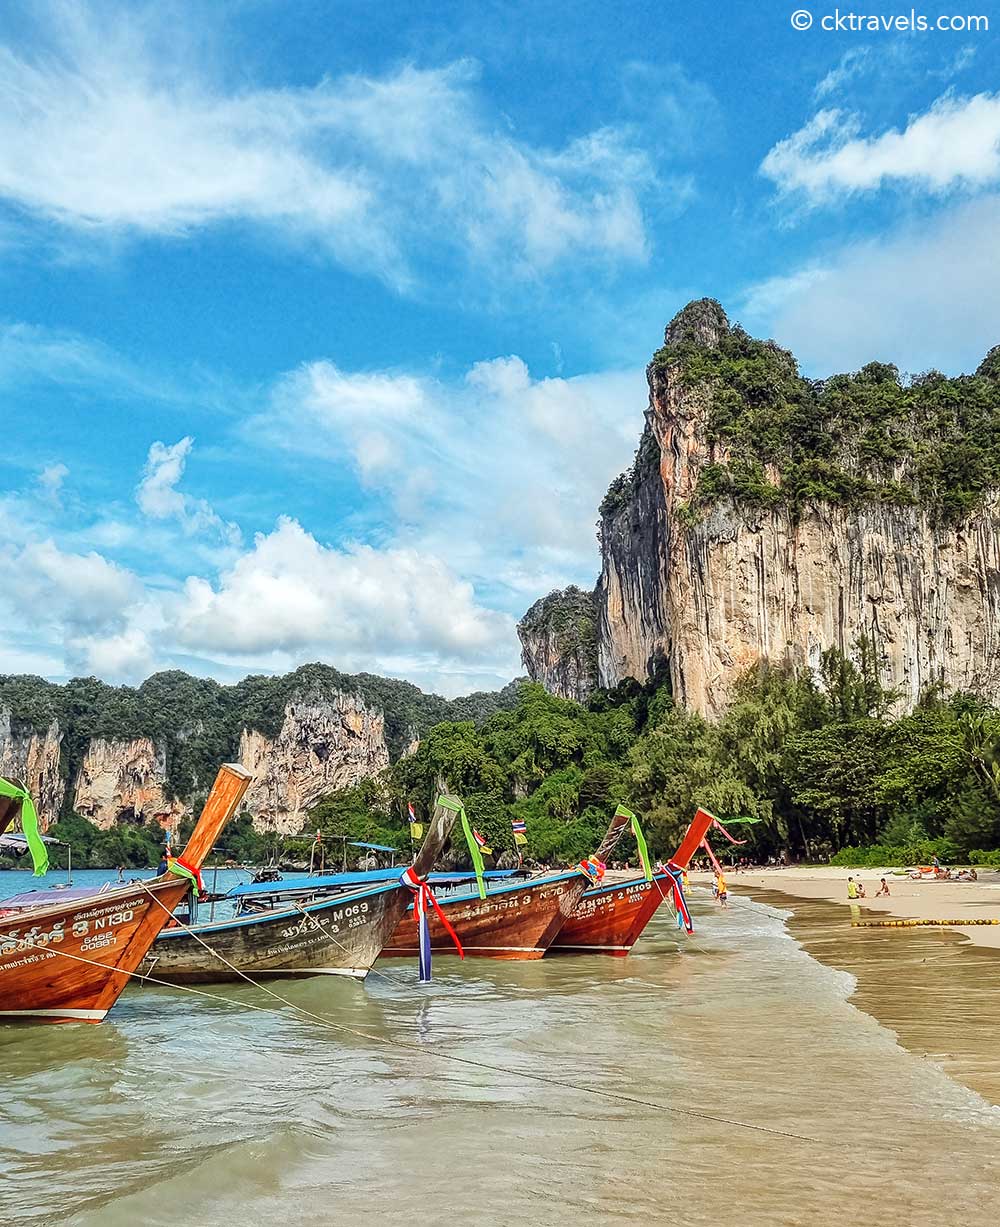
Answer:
[171,855,203,894]
[400,868,465,959]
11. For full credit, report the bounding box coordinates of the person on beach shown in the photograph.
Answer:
[847,877,859,900]
[716,872,728,907]
[876,878,890,897]
[856,882,867,898]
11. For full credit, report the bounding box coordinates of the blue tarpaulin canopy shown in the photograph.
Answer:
[348,841,398,853]
[226,868,517,900]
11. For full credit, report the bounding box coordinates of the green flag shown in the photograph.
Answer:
[615,803,652,881]
[0,777,49,876]
[438,795,486,900]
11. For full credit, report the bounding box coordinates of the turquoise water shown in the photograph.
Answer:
[1,890,999,1226]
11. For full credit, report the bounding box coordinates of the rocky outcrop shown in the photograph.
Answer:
[525,298,1000,717]
[1,687,392,835]
[238,693,390,833]
[0,711,64,828]
[517,587,599,703]
[73,737,183,831]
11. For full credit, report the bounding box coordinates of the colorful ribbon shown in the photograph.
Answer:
[664,860,694,933]
[399,866,465,982]
[438,796,487,899]
[615,804,652,881]
[166,855,203,897]
[0,778,48,876]
[577,857,606,883]
[711,818,747,847]
[700,836,725,879]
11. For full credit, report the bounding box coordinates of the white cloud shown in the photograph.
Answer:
[0,8,657,283]
[1,325,646,695]
[173,516,511,667]
[136,437,241,545]
[37,462,68,499]
[254,355,645,602]
[814,49,872,101]
[740,194,1000,375]
[762,92,1000,201]
[12,539,140,629]
[466,356,531,399]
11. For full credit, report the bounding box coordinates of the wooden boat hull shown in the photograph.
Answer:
[141,882,411,983]
[0,877,195,1021]
[0,762,252,1024]
[141,792,463,984]
[548,873,672,956]
[381,873,587,961]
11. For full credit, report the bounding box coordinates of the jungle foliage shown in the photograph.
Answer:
[299,646,1000,868]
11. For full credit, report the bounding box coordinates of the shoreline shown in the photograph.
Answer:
[690,868,1000,1106]
[690,865,1000,948]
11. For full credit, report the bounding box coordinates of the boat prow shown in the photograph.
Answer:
[0,762,252,1024]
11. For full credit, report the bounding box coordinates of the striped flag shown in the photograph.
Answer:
[511,818,527,847]
[472,828,492,855]
[408,801,423,841]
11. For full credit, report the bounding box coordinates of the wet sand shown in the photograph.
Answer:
[700,869,1000,1105]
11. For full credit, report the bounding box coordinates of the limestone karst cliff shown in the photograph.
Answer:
[238,694,389,834]
[517,587,599,703]
[73,737,193,831]
[0,665,519,833]
[0,710,64,821]
[522,299,1000,718]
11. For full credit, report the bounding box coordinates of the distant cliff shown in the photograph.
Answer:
[517,586,599,703]
[523,298,1000,717]
[0,666,521,832]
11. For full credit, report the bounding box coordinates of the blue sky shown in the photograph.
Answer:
[2,0,999,696]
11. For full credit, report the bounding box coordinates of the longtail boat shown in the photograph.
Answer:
[380,869,588,961]
[0,763,252,1024]
[381,805,634,961]
[139,794,459,983]
[548,806,717,956]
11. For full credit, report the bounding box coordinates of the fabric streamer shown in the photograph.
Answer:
[167,856,204,897]
[438,795,487,899]
[664,861,694,933]
[577,857,606,883]
[0,777,48,876]
[399,866,465,982]
[615,803,652,881]
[700,836,726,879]
[711,818,747,847]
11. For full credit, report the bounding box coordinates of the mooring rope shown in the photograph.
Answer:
[0,908,899,1154]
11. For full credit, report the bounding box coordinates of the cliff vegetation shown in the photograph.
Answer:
[645,298,1000,525]
[302,650,1000,867]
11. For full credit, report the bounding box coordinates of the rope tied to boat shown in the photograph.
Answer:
[399,866,464,981]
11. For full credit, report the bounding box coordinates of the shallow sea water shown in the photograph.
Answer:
[2,877,999,1226]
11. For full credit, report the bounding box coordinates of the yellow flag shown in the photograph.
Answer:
[410,822,424,840]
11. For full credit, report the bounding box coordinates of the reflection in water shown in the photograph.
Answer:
[1,896,998,1227]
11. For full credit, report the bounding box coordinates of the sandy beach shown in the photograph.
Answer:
[690,865,1000,949]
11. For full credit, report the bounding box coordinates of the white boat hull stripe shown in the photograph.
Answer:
[548,943,632,951]
[0,1008,108,1020]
